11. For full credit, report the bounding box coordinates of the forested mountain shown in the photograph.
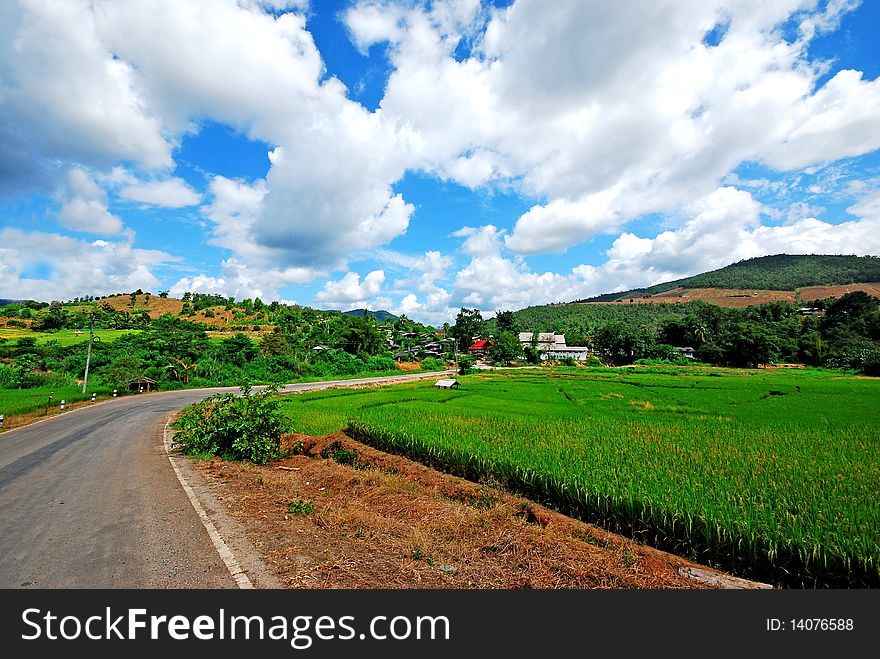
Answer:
[342,309,399,323]
[578,254,880,301]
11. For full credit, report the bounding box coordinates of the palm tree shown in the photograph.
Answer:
[693,322,709,346]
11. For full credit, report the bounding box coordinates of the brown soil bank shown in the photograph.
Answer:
[189,431,770,589]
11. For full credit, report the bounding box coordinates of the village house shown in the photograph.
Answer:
[518,332,591,361]
[467,339,494,358]
[674,346,695,360]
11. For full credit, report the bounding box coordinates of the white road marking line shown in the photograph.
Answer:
[163,418,253,589]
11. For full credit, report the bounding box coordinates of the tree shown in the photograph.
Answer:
[31,303,65,330]
[488,331,524,365]
[495,310,516,333]
[103,355,144,389]
[259,331,291,356]
[821,291,878,337]
[450,308,483,351]
[334,315,386,356]
[12,353,41,387]
[591,321,655,365]
[457,354,476,375]
[218,333,259,365]
[719,321,777,367]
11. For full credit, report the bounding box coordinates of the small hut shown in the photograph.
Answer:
[435,378,460,389]
[129,377,157,392]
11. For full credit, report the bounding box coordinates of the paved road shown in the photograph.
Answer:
[0,372,451,588]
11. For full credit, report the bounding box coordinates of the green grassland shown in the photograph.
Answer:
[0,328,139,346]
[0,384,113,417]
[279,366,880,587]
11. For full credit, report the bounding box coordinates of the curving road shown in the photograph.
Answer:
[0,372,452,588]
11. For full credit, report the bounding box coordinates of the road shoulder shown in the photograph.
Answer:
[163,414,282,589]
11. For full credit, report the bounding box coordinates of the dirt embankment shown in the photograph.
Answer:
[188,431,770,590]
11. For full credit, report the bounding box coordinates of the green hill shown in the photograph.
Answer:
[342,309,399,323]
[577,254,880,302]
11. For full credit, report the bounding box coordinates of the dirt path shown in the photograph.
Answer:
[184,431,771,589]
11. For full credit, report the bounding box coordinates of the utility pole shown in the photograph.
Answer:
[81,313,95,394]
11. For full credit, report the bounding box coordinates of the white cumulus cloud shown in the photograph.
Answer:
[55,168,124,235]
[314,270,387,309]
[119,178,202,207]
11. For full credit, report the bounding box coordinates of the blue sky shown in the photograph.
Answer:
[1,0,879,325]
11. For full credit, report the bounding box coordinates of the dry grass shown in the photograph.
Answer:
[100,294,184,318]
[188,431,769,590]
[799,283,880,301]
[591,287,798,308]
[100,295,271,331]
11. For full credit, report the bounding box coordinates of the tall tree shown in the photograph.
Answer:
[450,308,484,350]
[495,310,516,333]
[488,331,524,365]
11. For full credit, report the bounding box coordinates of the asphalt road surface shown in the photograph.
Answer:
[0,372,451,588]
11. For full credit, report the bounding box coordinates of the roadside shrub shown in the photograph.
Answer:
[0,364,17,388]
[365,355,398,372]
[458,354,476,375]
[421,357,447,372]
[171,385,285,464]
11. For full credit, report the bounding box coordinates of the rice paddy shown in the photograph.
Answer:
[0,384,113,417]
[279,366,880,587]
[0,328,138,346]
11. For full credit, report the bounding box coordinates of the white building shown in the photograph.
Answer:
[518,332,591,361]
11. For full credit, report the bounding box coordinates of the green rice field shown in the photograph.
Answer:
[0,328,138,346]
[279,366,880,587]
[0,384,113,417]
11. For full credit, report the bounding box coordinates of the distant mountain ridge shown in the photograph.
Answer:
[342,308,399,323]
[577,254,880,302]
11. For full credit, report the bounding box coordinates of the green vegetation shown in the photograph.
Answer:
[171,386,285,464]
[579,254,880,300]
[0,294,449,418]
[0,385,112,416]
[487,291,880,373]
[287,499,316,515]
[0,328,139,346]
[279,367,880,587]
